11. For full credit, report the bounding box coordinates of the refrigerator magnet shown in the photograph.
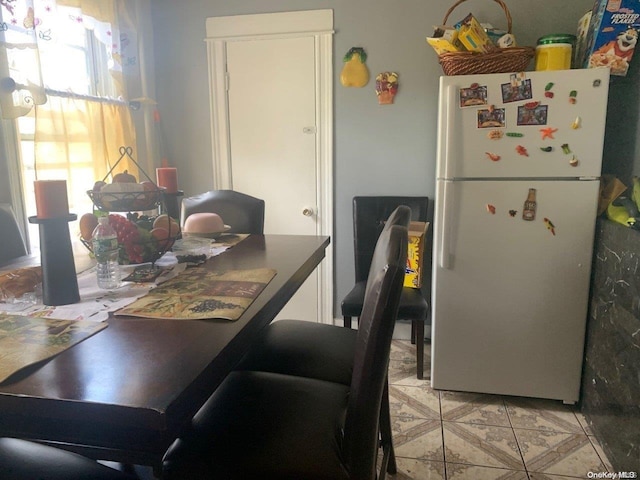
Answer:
[508,209,517,217]
[501,79,532,103]
[570,156,579,167]
[486,204,496,214]
[539,126,558,139]
[517,105,548,126]
[543,218,556,235]
[487,129,504,140]
[459,84,488,107]
[540,146,554,152]
[485,152,501,161]
[516,145,529,157]
[477,108,505,128]
[544,82,555,98]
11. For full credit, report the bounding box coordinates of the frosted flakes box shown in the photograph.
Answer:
[403,221,429,289]
[581,0,640,76]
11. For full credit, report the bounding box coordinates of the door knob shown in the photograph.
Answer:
[302,207,314,217]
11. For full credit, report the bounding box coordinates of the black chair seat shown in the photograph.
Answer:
[342,281,429,319]
[237,319,358,385]
[162,371,351,480]
[0,437,135,480]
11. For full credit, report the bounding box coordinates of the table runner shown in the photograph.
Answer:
[0,313,107,383]
[115,268,277,320]
[0,234,250,322]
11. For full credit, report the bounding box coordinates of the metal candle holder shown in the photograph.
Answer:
[28,214,80,306]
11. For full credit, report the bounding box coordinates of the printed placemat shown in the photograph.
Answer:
[0,313,107,383]
[114,267,277,320]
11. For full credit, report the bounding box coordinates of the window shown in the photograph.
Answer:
[1,1,138,252]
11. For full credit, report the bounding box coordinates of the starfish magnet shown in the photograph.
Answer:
[540,127,558,140]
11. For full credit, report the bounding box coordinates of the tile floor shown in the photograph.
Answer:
[385,340,615,479]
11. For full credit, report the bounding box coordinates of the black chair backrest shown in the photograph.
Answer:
[342,222,407,479]
[353,196,430,283]
[180,190,265,234]
[0,204,27,265]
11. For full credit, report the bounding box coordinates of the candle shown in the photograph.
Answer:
[34,180,69,219]
[156,167,178,193]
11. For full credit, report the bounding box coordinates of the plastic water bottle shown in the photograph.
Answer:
[92,216,121,289]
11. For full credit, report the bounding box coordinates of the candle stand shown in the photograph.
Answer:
[28,214,80,306]
[161,190,183,221]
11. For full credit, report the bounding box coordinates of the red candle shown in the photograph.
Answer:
[156,167,178,193]
[34,180,69,219]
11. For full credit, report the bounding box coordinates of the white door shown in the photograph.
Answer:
[226,36,319,321]
[205,10,333,324]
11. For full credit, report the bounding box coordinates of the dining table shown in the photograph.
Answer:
[0,234,330,472]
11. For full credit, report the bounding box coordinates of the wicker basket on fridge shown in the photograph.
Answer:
[437,0,535,76]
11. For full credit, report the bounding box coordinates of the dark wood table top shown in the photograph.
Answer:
[0,234,330,468]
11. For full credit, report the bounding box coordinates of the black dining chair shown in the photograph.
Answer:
[162,223,408,480]
[0,204,28,265]
[234,205,411,476]
[0,437,136,480]
[342,196,431,379]
[180,190,265,234]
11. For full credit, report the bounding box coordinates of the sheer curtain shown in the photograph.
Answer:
[0,0,154,247]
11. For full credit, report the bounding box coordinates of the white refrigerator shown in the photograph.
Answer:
[430,68,610,404]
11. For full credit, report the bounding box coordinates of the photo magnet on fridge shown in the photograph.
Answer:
[477,107,506,128]
[517,104,548,126]
[459,84,488,107]
[501,79,532,103]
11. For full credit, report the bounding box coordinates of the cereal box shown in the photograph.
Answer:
[580,0,640,76]
[404,221,429,289]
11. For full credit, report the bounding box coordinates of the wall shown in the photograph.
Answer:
[150,0,594,317]
[584,219,640,472]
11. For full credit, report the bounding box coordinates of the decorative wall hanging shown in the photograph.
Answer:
[340,47,369,87]
[375,71,399,104]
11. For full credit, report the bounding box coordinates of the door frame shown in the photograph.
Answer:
[205,10,334,324]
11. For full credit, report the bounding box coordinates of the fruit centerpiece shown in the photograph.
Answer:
[83,147,180,265]
[80,212,180,265]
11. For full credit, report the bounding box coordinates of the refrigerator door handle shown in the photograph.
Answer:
[442,85,457,180]
[439,179,453,269]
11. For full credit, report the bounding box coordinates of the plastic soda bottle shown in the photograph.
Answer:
[91,216,121,289]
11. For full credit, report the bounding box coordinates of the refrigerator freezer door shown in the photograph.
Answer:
[436,69,609,180]
[431,178,599,402]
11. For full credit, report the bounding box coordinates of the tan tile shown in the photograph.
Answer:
[446,463,528,479]
[442,422,525,471]
[529,473,587,479]
[385,458,445,479]
[390,384,440,420]
[440,391,510,427]
[392,416,444,462]
[513,428,605,477]
[505,397,583,433]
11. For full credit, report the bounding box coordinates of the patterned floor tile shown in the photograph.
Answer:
[391,416,444,462]
[385,458,446,479]
[446,463,529,479]
[513,428,606,477]
[442,422,525,471]
[390,384,441,420]
[440,391,511,427]
[528,473,590,480]
[505,397,584,433]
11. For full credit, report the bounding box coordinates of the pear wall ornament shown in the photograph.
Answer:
[375,71,399,105]
[340,47,369,87]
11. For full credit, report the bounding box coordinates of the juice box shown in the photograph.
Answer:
[404,221,429,289]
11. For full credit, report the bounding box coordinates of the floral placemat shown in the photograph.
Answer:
[0,313,107,383]
[114,267,276,321]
